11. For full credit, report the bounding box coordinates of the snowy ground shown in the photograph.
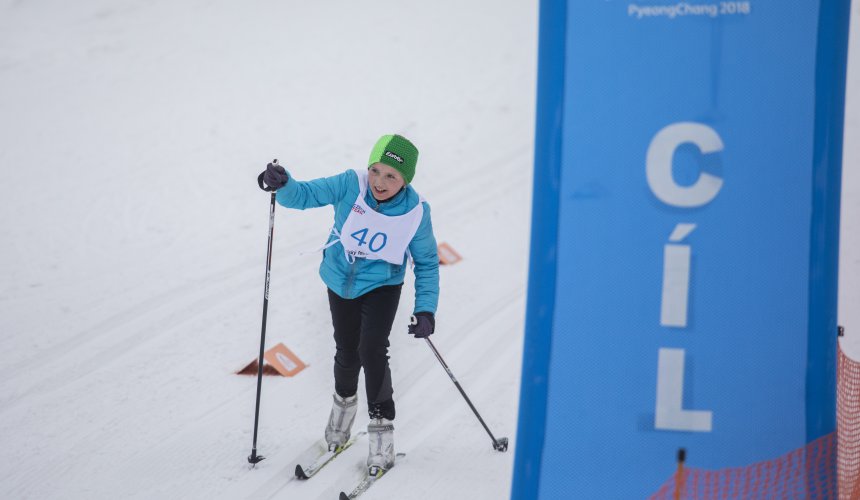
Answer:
[0,1,536,499]
[0,1,857,499]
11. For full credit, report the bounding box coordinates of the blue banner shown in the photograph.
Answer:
[513,1,850,498]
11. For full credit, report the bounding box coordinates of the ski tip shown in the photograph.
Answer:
[295,464,309,480]
[339,492,350,500]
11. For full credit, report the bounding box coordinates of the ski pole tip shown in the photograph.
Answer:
[494,437,509,452]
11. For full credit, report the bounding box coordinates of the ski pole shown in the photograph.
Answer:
[248,159,279,466]
[424,337,509,452]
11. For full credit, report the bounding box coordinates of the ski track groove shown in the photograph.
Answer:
[41,383,253,500]
[0,229,324,384]
[0,232,322,500]
[0,277,259,414]
[0,231,326,414]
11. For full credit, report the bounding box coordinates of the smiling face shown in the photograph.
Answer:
[368,162,406,201]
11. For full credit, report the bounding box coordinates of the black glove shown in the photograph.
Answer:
[408,312,435,338]
[262,162,289,190]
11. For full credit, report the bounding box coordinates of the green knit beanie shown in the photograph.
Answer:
[368,134,419,184]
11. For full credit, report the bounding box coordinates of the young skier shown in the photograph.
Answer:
[261,134,439,473]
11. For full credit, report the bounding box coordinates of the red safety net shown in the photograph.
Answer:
[648,344,860,500]
[839,345,860,500]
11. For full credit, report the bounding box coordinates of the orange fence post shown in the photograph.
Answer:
[674,448,686,500]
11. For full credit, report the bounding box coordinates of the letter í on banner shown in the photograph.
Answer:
[661,223,697,328]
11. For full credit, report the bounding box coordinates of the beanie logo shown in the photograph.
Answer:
[384,151,404,163]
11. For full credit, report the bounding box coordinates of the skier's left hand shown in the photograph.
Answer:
[408,312,435,338]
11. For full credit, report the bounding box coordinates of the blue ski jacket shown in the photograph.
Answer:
[275,169,439,314]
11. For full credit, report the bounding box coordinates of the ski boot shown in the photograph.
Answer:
[366,417,395,475]
[325,393,358,452]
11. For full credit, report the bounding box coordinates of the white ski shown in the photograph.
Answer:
[338,453,405,499]
[295,431,366,480]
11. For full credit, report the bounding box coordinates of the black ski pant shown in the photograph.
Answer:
[328,284,401,421]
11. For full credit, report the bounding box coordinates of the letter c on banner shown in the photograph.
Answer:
[646,122,724,207]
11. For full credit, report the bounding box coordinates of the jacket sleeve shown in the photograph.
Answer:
[275,169,356,210]
[409,202,440,315]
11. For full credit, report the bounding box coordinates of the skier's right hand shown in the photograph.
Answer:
[408,312,435,338]
[262,162,289,190]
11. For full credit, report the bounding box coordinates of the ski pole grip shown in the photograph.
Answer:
[257,172,276,192]
[257,159,279,192]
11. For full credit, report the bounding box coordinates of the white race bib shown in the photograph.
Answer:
[337,169,424,265]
